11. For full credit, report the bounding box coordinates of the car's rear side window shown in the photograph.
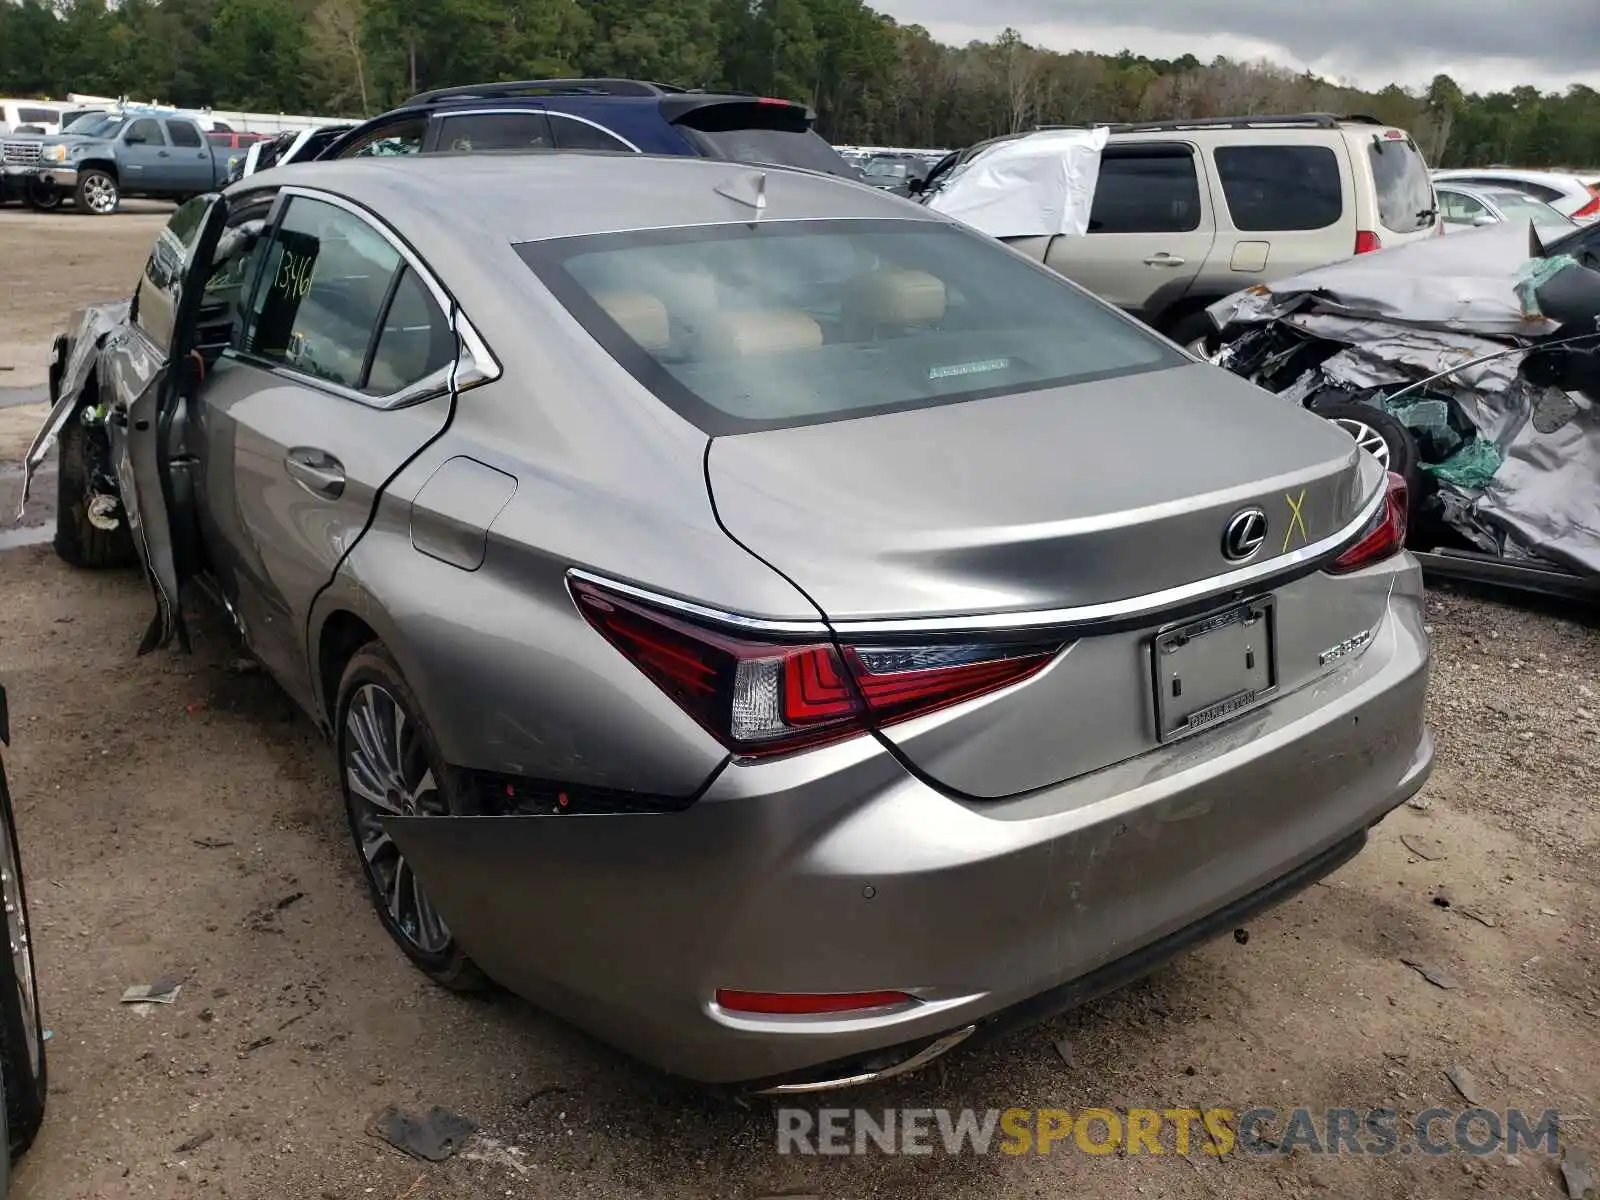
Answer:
[1214,145,1342,231]
[437,112,554,152]
[1089,149,1202,233]
[166,120,203,148]
[518,219,1182,434]
[1367,132,1436,233]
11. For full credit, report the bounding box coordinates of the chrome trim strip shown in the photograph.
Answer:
[829,482,1389,637]
[750,1026,977,1096]
[565,568,831,636]
[568,482,1387,640]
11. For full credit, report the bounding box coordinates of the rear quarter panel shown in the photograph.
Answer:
[307,359,822,797]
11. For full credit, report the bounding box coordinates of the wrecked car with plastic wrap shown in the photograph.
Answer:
[17,155,1433,1092]
[1204,218,1600,601]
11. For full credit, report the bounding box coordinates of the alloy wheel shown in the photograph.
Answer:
[0,809,40,1080]
[343,683,451,955]
[26,180,62,211]
[1329,416,1393,471]
[82,175,118,215]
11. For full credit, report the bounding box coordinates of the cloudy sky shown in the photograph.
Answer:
[878,0,1600,95]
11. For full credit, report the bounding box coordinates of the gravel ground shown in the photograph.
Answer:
[0,206,1596,1200]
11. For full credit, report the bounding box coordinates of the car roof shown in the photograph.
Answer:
[232,151,931,244]
[1433,168,1586,188]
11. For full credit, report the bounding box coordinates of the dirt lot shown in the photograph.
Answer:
[0,207,1597,1200]
[0,202,172,388]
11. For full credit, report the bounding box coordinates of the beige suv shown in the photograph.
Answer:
[988,114,1442,346]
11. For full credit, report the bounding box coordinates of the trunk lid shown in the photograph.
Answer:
[707,362,1387,798]
[707,362,1371,625]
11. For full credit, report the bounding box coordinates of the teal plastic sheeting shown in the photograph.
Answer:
[1423,438,1503,490]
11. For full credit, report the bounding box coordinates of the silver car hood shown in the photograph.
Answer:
[707,363,1374,624]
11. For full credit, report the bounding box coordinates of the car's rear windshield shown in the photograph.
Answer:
[517,218,1182,434]
[1489,191,1574,226]
[1367,131,1436,234]
[679,125,855,176]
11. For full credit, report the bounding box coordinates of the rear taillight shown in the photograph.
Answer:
[1354,230,1383,254]
[571,579,1060,757]
[1326,472,1409,574]
[1571,190,1600,220]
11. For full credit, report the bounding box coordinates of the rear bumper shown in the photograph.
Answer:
[750,824,1376,1093]
[385,580,1432,1085]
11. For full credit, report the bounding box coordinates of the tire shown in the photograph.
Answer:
[24,180,62,212]
[1309,399,1424,514]
[0,762,47,1162]
[74,169,118,215]
[1166,309,1220,357]
[54,414,138,570]
[336,643,489,993]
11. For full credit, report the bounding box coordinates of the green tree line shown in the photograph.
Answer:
[1,0,1596,167]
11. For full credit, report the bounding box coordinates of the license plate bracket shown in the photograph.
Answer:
[1152,597,1276,741]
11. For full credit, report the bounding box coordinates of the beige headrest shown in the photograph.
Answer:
[594,291,670,351]
[703,309,823,357]
[846,269,947,325]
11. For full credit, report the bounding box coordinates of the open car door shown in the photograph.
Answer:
[101,193,230,653]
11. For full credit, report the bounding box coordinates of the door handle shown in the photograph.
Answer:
[1143,253,1186,267]
[157,150,170,158]
[284,448,345,499]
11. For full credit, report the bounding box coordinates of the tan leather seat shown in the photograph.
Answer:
[844,268,947,331]
[593,291,671,352]
[701,309,823,357]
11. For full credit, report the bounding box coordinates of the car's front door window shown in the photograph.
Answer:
[125,118,164,146]
[1441,192,1486,225]
[131,195,215,351]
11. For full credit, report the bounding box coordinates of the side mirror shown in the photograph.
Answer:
[125,132,146,144]
[1473,214,1497,227]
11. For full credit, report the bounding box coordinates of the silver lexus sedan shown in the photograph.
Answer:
[22,153,1433,1091]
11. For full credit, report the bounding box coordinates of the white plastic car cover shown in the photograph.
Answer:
[926,127,1108,239]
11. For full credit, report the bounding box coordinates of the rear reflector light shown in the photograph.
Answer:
[1354,230,1383,254]
[757,96,792,106]
[1571,192,1600,220]
[715,989,915,1015]
[571,579,1060,757]
[1326,472,1409,574]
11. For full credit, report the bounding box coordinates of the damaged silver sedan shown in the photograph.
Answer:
[21,155,1432,1090]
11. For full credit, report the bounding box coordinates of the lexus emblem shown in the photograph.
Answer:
[1222,508,1268,562]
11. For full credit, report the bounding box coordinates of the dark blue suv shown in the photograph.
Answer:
[316,78,858,177]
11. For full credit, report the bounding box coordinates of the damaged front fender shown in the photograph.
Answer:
[18,300,130,520]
